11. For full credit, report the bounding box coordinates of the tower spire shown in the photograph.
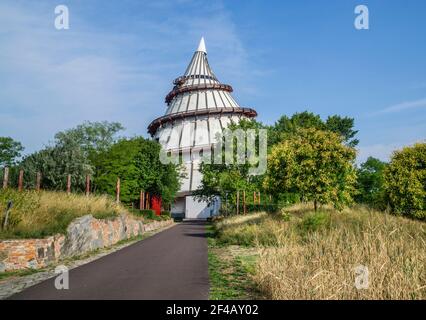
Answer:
[196,37,206,53]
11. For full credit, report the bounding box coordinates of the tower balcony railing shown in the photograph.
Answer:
[165,83,233,104]
[147,107,257,136]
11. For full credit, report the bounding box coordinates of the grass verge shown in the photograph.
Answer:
[207,224,259,300]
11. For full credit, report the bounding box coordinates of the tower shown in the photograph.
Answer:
[148,38,257,219]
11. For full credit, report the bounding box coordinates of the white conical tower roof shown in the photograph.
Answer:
[196,37,206,53]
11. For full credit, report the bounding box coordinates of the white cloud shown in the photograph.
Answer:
[356,139,425,164]
[374,98,426,115]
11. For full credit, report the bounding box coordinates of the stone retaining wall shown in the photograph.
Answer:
[0,214,173,272]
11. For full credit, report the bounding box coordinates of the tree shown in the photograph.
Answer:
[268,111,359,147]
[18,138,93,191]
[194,119,265,205]
[325,115,359,147]
[355,157,387,208]
[54,121,124,162]
[264,128,357,211]
[383,143,426,219]
[0,137,24,167]
[14,121,124,191]
[94,137,181,205]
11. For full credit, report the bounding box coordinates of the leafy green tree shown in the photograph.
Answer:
[18,138,93,191]
[325,115,359,147]
[94,137,180,205]
[0,137,24,167]
[194,119,265,206]
[54,121,124,162]
[264,128,357,211]
[269,111,359,147]
[355,157,387,208]
[383,143,426,219]
[13,121,123,191]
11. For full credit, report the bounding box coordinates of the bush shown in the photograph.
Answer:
[139,209,157,220]
[160,210,171,218]
[384,143,426,219]
[298,211,330,233]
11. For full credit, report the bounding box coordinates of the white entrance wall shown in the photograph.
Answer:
[185,196,220,219]
[171,197,185,218]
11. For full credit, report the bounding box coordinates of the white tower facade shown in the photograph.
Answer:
[148,38,257,219]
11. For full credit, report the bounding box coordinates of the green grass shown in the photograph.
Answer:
[207,224,259,300]
[127,208,170,221]
[0,268,42,281]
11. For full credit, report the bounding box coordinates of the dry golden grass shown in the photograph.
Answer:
[0,189,129,239]
[214,204,426,300]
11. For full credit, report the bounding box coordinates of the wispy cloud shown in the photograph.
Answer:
[0,1,254,154]
[373,98,426,115]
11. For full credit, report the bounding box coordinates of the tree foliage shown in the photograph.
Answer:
[268,111,359,147]
[383,143,426,219]
[0,136,24,167]
[54,121,124,162]
[264,128,357,210]
[18,138,93,191]
[15,121,123,191]
[355,157,387,208]
[94,137,181,205]
[194,119,265,204]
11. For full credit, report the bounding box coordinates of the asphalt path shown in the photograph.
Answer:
[10,221,209,300]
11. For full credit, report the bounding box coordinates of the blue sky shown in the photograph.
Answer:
[0,0,425,163]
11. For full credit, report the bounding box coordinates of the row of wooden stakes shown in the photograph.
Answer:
[1,168,152,210]
[235,190,271,215]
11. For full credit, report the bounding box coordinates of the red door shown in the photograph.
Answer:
[151,195,162,216]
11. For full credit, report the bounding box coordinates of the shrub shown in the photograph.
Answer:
[384,143,426,219]
[160,210,171,217]
[139,209,157,220]
[298,211,330,233]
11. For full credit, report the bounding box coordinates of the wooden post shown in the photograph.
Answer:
[85,175,90,196]
[3,201,13,230]
[236,190,240,215]
[18,169,24,191]
[116,177,120,203]
[243,190,246,214]
[140,190,145,210]
[253,191,256,206]
[36,172,41,191]
[3,167,9,189]
[258,191,261,205]
[66,174,71,194]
